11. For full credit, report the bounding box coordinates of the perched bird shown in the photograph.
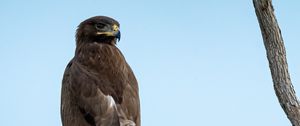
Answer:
[61,16,140,126]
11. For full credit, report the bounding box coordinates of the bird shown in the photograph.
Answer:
[61,16,140,126]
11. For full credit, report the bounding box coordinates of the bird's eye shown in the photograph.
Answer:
[95,23,105,29]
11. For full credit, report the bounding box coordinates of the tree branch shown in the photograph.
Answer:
[253,0,300,125]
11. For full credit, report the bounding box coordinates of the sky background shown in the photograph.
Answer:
[0,0,299,126]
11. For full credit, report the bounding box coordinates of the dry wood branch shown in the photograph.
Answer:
[253,0,300,125]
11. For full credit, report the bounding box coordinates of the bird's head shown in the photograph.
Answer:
[76,16,121,45]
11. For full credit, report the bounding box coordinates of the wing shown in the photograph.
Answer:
[71,61,120,126]
[118,64,140,126]
[61,60,95,126]
[61,60,120,126]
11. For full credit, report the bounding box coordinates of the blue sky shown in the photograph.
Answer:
[0,0,299,126]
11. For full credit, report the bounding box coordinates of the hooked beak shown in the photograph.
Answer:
[96,24,121,41]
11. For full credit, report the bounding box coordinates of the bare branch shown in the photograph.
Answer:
[253,0,300,125]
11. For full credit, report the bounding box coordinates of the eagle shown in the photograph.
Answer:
[61,16,140,126]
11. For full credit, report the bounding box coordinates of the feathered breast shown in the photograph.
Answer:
[74,42,129,104]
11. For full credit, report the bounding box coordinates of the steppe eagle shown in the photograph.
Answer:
[61,16,140,126]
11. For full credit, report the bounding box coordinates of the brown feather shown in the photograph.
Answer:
[61,16,140,126]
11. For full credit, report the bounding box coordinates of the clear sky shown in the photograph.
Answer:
[0,0,299,126]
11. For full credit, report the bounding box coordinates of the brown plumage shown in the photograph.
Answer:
[61,16,140,126]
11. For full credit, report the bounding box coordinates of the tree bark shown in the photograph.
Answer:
[253,0,300,125]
